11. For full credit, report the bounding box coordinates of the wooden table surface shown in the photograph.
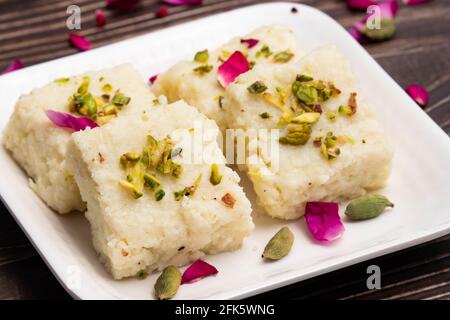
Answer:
[0,0,449,300]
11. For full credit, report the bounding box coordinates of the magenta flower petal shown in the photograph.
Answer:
[240,38,259,49]
[378,0,399,18]
[156,6,169,18]
[163,0,203,5]
[69,33,92,52]
[1,59,24,75]
[403,0,432,5]
[46,110,98,131]
[305,202,345,242]
[149,74,158,84]
[217,51,250,87]
[106,0,140,11]
[349,21,368,44]
[405,84,429,108]
[181,259,218,284]
[347,0,380,10]
[96,10,106,27]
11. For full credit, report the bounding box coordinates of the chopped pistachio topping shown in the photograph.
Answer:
[320,132,341,160]
[325,111,337,122]
[277,111,293,126]
[119,180,143,199]
[279,131,311,145]
[102,83,112,92]
[296,74,314,82]
[193,65,213,75]
[249,61,256,69]
[112,90,131,108]
[136,270,149,280]
[221,193,236,208]
[144,173,161,190]
[99,76,105,81]
[77,76,90,95]
[174,175,202,201]
[210,164,222,185]
[55,77,70,84]
[263,92,286,111]
[292,75,341,108]
[259,112,271,119]
[255,45,272,58]
[155,189,165,201]
[291,112,321,124]
[273,50,294,63]
[247,81,268,94]
[194,49,209,63]
[338,105,352,116]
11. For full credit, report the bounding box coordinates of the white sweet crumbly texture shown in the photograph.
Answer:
[3,64,155,214]
[66,101,254,279]
[224,45,394,220]
[152,25,299,131]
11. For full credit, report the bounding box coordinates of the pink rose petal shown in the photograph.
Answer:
[217,51,250,87]
[106,0,140,11]
[181,259,218,284]
[405,84,429,108]
[149,74,158,84]
[305,202,345,242]
[163,0,203,5]
[96,10,106,27]
[46,110,98,131]
[347,0,380,10]
[403,0,432,5]
[1,59,24,75]
[378,0,399,18]
[156,6,169,18]
[348,21,368,44]
[69,33,92,51]
[240,38,259,49]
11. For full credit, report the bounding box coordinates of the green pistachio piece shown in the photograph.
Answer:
[210,163,222,185]
[273,50,294,63]
[194,49,209,63]
[155,189,165,201]
[124,152,141,161]
[55,77,70,84]
[296,74,313,82]
[136,270,148,280]
[262,227,294,260]
[144,173,161,190]
[279,131,311,145]
[325,111,337,122]
[292,83,318,106]
[82,93,97,116]
[345,194,394,220]
[154,266,181,300]
[112,91,131,108]
[292,112,321,124]
[338,105,353,116]
[102,84,112,92]
[247,81,268,94]
[193,65,213,75]
[118,180,143,199]
[256,45,272,58]
[77,76,90,95]
[103,104,117,115]
[363,18,396,42]
[286,123,312,134]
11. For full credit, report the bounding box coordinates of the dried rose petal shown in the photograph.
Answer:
[106,0,140,11]
[46,110,98,131]
[1,59,24,75]
[181,260,218,284]
[163,0,203,5]
[69,33,92,51]
[378,0,399,18]
[149,74,158,84]
[240,38,259,49]
[347,0,380,10]
[305,202,345,242]
[405,84,429,108]
[96,10,106,27]
[217,51,249,87]
[403,0,432,5]
[348,21,368,44]
[156,6,169,18]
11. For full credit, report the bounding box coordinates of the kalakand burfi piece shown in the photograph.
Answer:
[223,45,393,220]
[3,64,155,213]
[66,100,254,279]
[152,25,299,131]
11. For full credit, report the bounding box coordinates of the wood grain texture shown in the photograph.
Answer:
[0,0,449,300]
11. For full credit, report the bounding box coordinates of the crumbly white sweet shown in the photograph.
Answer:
[152,25,299,131]
[66,101,254,279]
[224,45,394,219]
[3,64,155,213]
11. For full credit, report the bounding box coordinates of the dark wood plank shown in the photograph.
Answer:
[0,0,449,300]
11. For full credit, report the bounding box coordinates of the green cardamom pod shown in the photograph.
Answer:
[262,227,294,260]
[362,18,396,42]
[345,194,394,220]
[154,266,181,300]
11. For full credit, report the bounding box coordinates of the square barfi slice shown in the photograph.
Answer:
[3,64,155,213]
[66,100,254,279]
[224,45,393,219]
[152,25,299,131]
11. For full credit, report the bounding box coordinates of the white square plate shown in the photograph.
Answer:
[1,2,449,300]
